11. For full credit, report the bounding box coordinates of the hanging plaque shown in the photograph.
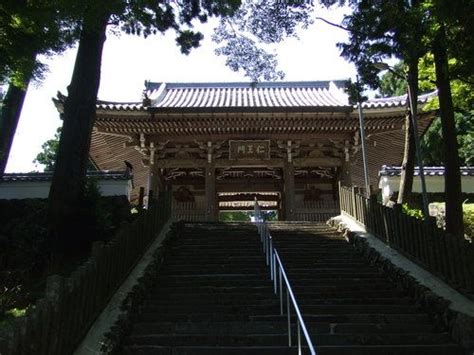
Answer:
[229,140,270,160]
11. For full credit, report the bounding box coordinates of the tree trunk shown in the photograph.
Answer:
[0,79,30,177]
[47,10,110,255]
[397,58,418,205]
[433,25,464,237]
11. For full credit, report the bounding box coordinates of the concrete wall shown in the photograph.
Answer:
[0,180,132,200]
[379,175,474,205]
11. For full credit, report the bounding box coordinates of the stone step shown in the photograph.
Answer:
[149,286,274,295]
[139,304,280,315]
[178,234,261,238]
[122,344,463,355]
[118,222,462,355]
[150,289,406,302]
[282,273,384,280]
[124,332,453,347]
[137,312,274,322]
[130,321,291,336]
[165,256,267,263]
[149,283,398,295]
[158,266,270,274]
[169,244,262,250]
[165,252,265,258]
[252,313,432,324]
[300,304,420,315]
[143,297,413,308]
[138,304,420,318]
[130,321,436,336]
[153,279,271,287]
[143,298,279,307]
[159,265,377,274]
[152,278,394,288]
[121,345,296,355]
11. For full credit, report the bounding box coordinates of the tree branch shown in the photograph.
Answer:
[314,17,349,32]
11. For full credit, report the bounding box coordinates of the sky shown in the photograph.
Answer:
[6,5,357,173]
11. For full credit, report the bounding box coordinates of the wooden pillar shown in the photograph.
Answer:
[149,162,164,201]
[205,162,217,221]
[283,160,295,221]
[340,155,352,186]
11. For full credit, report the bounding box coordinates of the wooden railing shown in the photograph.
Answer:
[0,192,172,355]
[295,199,340,222]
[339,184,474,295]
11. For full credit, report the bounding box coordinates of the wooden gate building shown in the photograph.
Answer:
[57,81,435,221]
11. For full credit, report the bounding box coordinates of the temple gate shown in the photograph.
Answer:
[56,81,435,221]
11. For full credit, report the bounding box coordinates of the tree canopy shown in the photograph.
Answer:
[47,0,244,255]
[34,127,61,172]
[378,58,474,167]
[212,0,313,81]
[0,0,81,177]
[337,0,472,235]
[0,0,80,85]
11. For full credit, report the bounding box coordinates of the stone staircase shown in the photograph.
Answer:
[269,222,464,355]
[119,221,464,354]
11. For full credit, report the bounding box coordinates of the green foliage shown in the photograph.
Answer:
[78,179,134,243]
[429,202,474,239]
[0,273,27,320]
[377,62,407,97]
[422,112,474,166]
[415,54,474,166]
[375,55,474,167]
[219,210,278,222]
[107,0,242,55]
[34,127,61,171]
[0,199,50,272]
[220,211,252,222]
[212,0,312,81]
[402,203,424,219]
[0,192,132,315]
[464,204,474,239]
[338,0,430,90]
[0,0,80,85]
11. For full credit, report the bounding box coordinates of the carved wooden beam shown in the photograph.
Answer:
[293,157,342,167]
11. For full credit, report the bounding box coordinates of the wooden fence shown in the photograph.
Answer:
[0,192,172,355]
[171,200,206,221]
[339,184,474,295]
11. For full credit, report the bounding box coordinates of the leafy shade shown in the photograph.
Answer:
[34,127,61,172]
[0,0,80,86]
[338,0,429,90]
[422,112,474,166]
[376,58,473,167]
[212,0,313,81]
[377,62,407,97]
[416,55,474,167]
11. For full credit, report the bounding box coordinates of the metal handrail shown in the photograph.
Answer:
[254,200,317,355]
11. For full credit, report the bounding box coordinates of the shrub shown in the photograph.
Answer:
[463,204,474,240]
[402,203,424,219]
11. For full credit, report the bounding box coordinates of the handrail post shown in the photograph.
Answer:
[279,268,283,315]
[298,321,302,355]
[287,288,291,347]
[273,253,277,293]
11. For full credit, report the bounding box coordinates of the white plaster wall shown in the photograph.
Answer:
[0,180,131,200]
[0,182,50,199]
[379,175,474,204]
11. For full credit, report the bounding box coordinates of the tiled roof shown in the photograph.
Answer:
[2,171,131,183]
[58,81,437,112]
[361,91,437,109]
[144,81,349,109]
[379,165,474,177]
